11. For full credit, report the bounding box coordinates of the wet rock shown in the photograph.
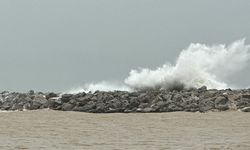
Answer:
[185,103,199,112]
[161,93,172,101]
[48,98,62,109]
[1,103,11,110]
[95,102,106,113]
[46,92,58,100]
[138,103,148,109]
[202,90,218,98]
[62,103,74,111]
[34,94,47,102]
[80,101,96,112]
[138,93,150,103]
[106,98,125,112]
[152,101,168,111]
[152,95,164,104]
[215,96,229,111]
[237,98,250,109]
[199,98,215,112]
[61,94,73,103]
[127,97,140,110]
[77,92,87,97]
[172,94,183,103]
[77,94,93,105]
[168,104,183,112]
[23,103,31,110]
[31,94,48,109]
[30,101,42,110]
[69,99,77,105]
[55,105,62,110]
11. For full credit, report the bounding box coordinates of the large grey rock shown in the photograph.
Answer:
[172,93,183,103]
[202,90,218,98]
[167,104,183,112]
[31,94,48,109]
[62,103,74,111]
[106,98,125,112]
[61,94,73,103]
[151,101,168,111]
[199,98,215,112]
[76,94,93,105]
[79,101,96,112]
[138,93,150,103]
[215,96,229,111]
[94,102,106,113]
[45,92,58,100]
[1,102,11,110]
[30,101,42,110]
[127,97,139,110]
[47,98,62,109]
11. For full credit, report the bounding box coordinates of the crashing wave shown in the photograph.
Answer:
[69,39,250,93]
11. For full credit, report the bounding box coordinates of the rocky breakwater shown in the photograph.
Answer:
[1,87,250,113]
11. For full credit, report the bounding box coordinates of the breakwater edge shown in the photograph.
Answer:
[1,86,250,113]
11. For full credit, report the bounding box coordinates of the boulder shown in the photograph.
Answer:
[185,103,199,112]
[106,98,126,112]
[215,96,229,111]
[31,94,48,109]
[46,92,58,100]
[172,93,183,103]
[47,98,62,109]
[167,104,183,112]
[127,97,139,110]
[1,102,11,110]
[62,103,74,111]
[94,102,106,113]
[30,101,42,110]
[61,94,73,103]
[79,101,96,112]
[199,98,215,112]
[138,93,150,103]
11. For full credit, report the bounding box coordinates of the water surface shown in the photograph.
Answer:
[0,110,249,150]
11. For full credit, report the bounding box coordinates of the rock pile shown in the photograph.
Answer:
[1,87,250,113]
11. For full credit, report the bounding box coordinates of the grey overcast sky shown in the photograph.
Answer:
[1,0,250,92]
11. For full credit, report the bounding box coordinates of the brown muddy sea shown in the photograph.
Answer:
[0,110,249,150]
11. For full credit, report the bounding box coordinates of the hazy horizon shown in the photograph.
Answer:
[1,0,250,92]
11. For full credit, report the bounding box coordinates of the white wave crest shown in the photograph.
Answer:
[125,39,250,90]
[69,39,250,93]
